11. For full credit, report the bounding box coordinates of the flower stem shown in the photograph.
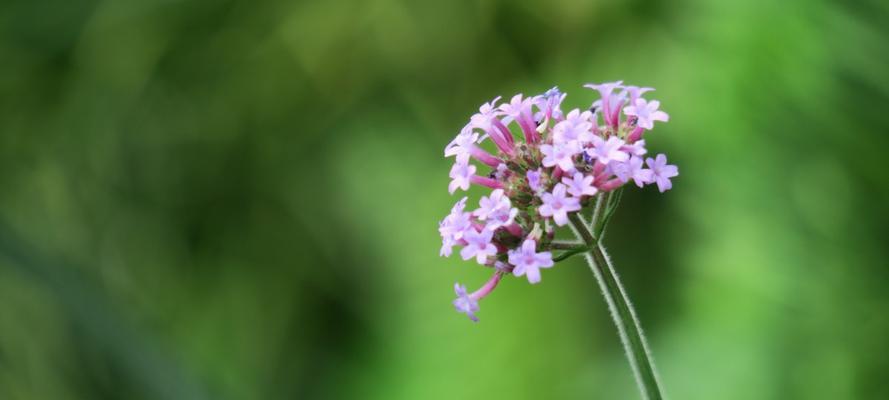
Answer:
[567,212,664,400]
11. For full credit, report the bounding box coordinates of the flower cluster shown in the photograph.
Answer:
[439,82,678,322]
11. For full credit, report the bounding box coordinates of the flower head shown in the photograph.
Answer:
[438,82,678,321]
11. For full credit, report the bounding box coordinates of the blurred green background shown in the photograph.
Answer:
[1,0,888,399]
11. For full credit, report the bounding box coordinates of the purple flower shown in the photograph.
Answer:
[553,109,594,145]
[538,183,582,226]
[623,98,669,130]
[541,142,580,172]
[494,163,509,180]
[585,81,624,126]
[468,96,516,155]
[499,94,534,120]
[439,82,680,321]
[439,235,457,257]
[445,127,500,167]
[448,160,477,194]
[475,189,518,229]
[452,283,480,322]
[535,86,567,121]
[624,86,654,103]
[646,154,679,192]
[586,136,629,166]
[613,156,653,188]
[438,197,472,256]
[622,139,648,157]
[444,128,479,164]
[508,239,554,284]
[526,168,543,192]
[584,81,624,101]
[438,198,471,239]
[460,227,498,264]
[469,96,502,129]
[500,94,540,142]
[562,172,598,197]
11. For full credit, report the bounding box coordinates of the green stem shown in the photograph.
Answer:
[567,212,664,400]
[589,192,606,227]
[550,240,583,250]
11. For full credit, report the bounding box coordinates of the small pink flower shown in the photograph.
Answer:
[587,136,629,166]
[448,160,477,194]
[613,156,653,188]
[460,227,498,264]
[541,142,580,172]
[508,239,554,284]
[535,86,566,121]
[622,139,648,157]
[562,172,598,197]
[553,109,595,145]
[475,189,518,229]
[526,168,543,193]
[646,154,679,192]
[623,98,669,130]
[539,183,581,226]
[452,283,480,322]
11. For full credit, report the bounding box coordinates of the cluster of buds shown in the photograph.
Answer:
[439,82,678,322]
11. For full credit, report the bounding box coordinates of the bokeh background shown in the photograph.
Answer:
[1,0,888,399]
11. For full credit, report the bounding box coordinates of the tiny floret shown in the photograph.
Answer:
[508,239,554,284]
[587,136,629,166]
[646,154,679,192]
[539,183,582,226]
[562,172,599,197]
[475,189,518,229]
[460,227,498,264]
[452,283,480,322]
[541,142,580,172]
[623,98,669,130]
[448,160,476,194]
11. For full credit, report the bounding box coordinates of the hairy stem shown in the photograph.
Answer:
[550,240,584,250]
[567,212,664,400]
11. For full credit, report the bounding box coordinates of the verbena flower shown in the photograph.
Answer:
[646,154,679,192]
[623,98,669,130]
[587,136,629,166]
[439,82,678,321]
[539,183,582,226]
[508,239,554,284]
[452,283,480,322]
[562,172,598,197]
[460,227,498,264]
